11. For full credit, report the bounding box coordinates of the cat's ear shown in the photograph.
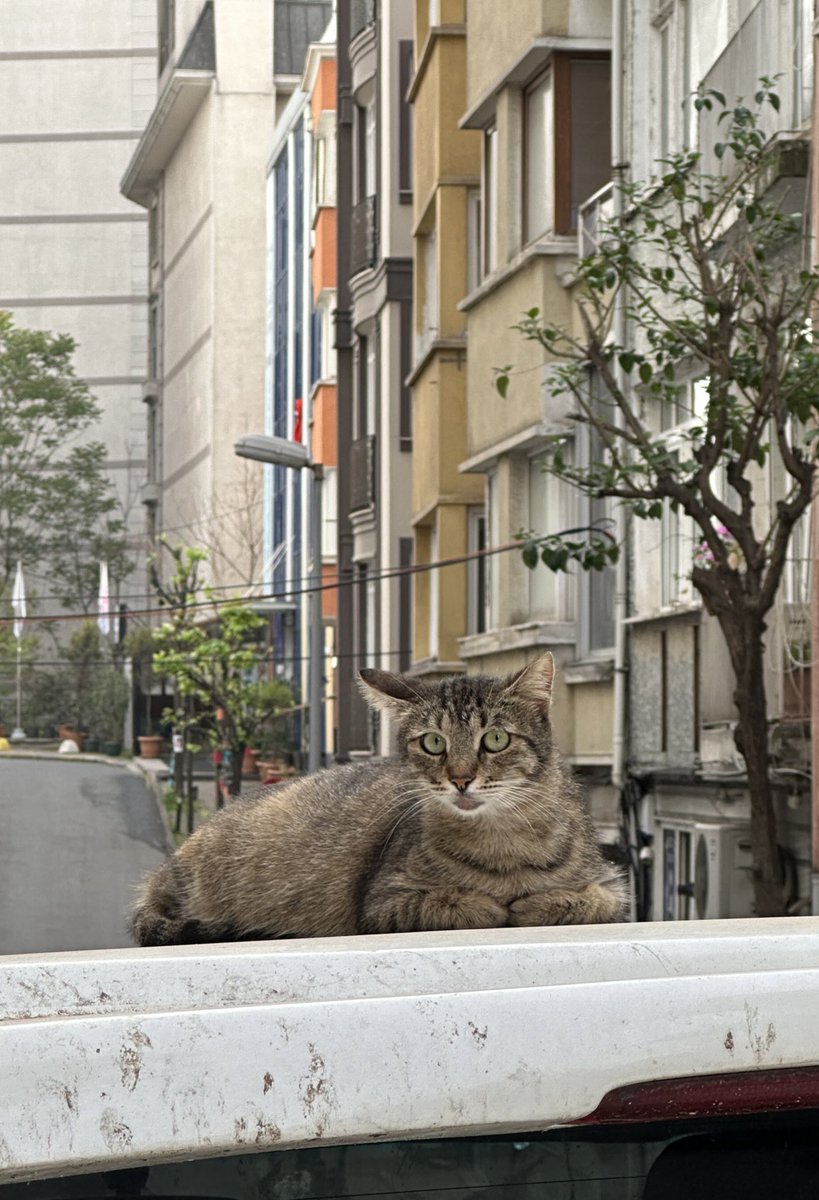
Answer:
[504,651,555,712]
[358,669,424,713]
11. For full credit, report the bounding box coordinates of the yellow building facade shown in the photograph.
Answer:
[408,0,483,676]
[458,0,614,769]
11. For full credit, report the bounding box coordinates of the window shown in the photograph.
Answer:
[398,40,413,203]
[485,472,500,629]
[466,187,481,294]
[356,88,376,202]
[429,525,439,659]
[417,230,438,359]
[657,14,672,161]
[148,297,160,380]
[399,537,413,671]
[146,400,158,485]
[467,506,488,635]
[400,299,412,450]
[148,199,160,270]
[657,378,704,609]
[313,131,336,211]
[482,125,498,275]
[524,54,611,240]
[158,0,175,73]
[525,68,554,240]
[321,467,337,560]
[355,329,377,438]
[314,137,326,211]
[528,456,573,622]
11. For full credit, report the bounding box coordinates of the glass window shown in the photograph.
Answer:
[524,55,611,240]
[525,68,554,241]
[21,1114,819,1199]
[466,187,481,294]
[429,525,439,658]
[482,125,498,275]
[467,506,488,635]
[568,58,611,228]
[486,471,500,629]
[418,230,438,357]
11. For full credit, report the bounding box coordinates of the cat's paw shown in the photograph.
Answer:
[419,889,507,931]
[509,885,622,927]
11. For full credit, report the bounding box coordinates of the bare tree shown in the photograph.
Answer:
[497,83,818,916]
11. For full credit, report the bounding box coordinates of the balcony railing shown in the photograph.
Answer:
[350,434,376,513]
[350,0,376,41]
[351,194,378,276]
[577,181,614,259]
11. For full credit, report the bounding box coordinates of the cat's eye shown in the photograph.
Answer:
[420,732,447,755]
[482,727,511,753]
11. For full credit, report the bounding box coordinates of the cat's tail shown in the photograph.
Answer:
[130,858,196,947]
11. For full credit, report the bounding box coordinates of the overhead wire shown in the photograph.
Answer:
[0,523,616,630]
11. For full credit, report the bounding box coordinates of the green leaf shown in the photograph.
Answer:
[714,142,726,159]
[619,352,636,373]
[495,373,509,399]
[639,362,653,384]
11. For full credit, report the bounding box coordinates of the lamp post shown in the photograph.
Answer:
[234,434,324,774]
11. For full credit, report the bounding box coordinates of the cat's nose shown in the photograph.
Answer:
[450,775,474,793]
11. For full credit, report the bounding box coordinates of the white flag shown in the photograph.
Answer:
[97,561,111,636]
[11,561,26,642]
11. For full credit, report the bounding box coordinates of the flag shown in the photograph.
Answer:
[11,561,25,642]
[97,561,111,636]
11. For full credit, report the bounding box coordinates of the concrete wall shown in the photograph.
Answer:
[0,0,157,602]
[149,4,277,591]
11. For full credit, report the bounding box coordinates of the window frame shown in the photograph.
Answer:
[522,51,611,241]
[466,505,488,636]
[481,123,498,277]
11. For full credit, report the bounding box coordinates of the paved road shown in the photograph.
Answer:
[0,759,170,955]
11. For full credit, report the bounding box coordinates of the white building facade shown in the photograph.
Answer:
[0,0,158,595]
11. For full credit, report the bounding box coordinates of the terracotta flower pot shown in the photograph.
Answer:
[58,725,86,751]
[138,735,164,759]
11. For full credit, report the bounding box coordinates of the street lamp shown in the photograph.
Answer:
[234,433,325,774]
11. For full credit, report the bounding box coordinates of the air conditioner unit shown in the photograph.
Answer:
[653,819,754,921]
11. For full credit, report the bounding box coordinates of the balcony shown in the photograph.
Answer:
[577,182,614,259]
[351,194,378,276]
[350,434,375,513]
[350,0,376,42]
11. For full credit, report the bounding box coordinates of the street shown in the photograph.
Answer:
[0,759,169,954]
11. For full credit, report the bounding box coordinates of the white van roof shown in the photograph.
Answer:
[2,917,819,1183]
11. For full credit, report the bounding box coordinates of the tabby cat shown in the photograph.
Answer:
[130,652,626,945]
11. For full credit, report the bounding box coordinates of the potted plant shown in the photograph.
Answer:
[89,667,129,757]
[124,626,163,754]
[137,730,165,759]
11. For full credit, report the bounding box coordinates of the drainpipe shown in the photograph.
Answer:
[611,0,628,796]
[810,0,819,914]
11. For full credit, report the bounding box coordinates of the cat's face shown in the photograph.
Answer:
[359,654,555,817]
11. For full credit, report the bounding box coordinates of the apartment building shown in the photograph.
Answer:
[263,14,337,761]
[121,0,329,593]
[335,0,415,757]
[408,0,484,678]
[455,0,617,822]
[0,0,157,597]
[617,0,815,918]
